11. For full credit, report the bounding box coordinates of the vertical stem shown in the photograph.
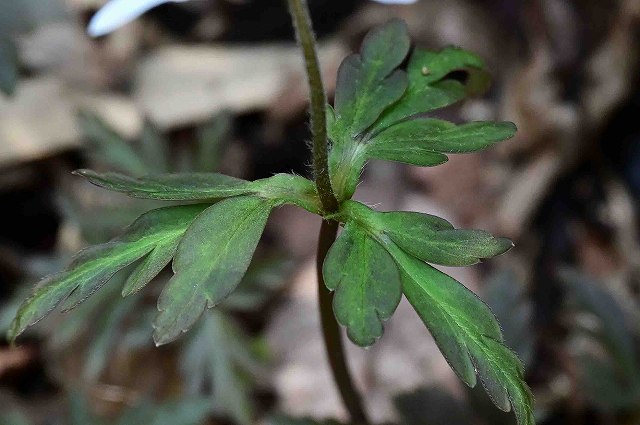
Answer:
[286,0,338,213]
[317,220,370,425]
[286,0,369,423]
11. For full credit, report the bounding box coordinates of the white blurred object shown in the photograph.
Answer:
[87,0,418,37]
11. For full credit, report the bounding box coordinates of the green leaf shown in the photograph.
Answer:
[121,238,178,297]
[328,19,410,200]
[8,204,208,342]
[74,170,321,214]
[327,38,503,200]
[37,268,148,383]
[153,196,273,345]
[0,37,19,96]
[336,201,532,424]
[373,47,491,133]
[45,271,124,351]
[332,19,410,140]
[386,243,534,425]
[323,222,401,346]
[367,120,516,166]
[342,201,513,266]
[74,169,252,201]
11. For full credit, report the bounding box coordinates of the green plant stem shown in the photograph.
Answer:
[317,220,370,425]
[287,0,368,422]
[286,0,338,213]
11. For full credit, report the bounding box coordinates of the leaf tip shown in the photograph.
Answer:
[6,325,18,346]
[6,306,29,346]
[346,329,379,348]
[72,169,94,178]
[496,237,515,255]
[152,334,166,347]
[497,121,518,140]
[152,326,185,347]
[151,322,173,346]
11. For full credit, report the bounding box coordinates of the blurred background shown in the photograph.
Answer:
[1,0,640,424]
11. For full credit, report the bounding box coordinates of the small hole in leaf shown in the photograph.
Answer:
[442,70,470,84]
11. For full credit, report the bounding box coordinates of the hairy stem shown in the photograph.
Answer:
[287,0,368,422]
[317,220,371,425]
[286,0,338,212]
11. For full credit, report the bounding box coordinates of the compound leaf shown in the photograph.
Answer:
[337,201,532,424]
[332,18,410,140]
[323,222,401,346]
[153,196,273,345]
[373,47,491,133]
[367,119,516,166]
[327,40,504,200]
[386,242,534,425]
[328,19,410,200]
[8,204,208,342]
[343,201,512,266]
